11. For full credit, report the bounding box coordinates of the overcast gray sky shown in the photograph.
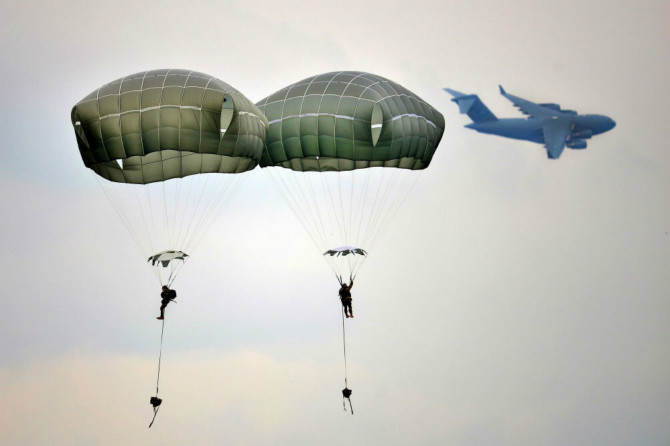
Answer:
[1,1,669,445]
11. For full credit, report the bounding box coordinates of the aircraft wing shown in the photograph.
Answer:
[542,116,573,159]
[499,85,561,119]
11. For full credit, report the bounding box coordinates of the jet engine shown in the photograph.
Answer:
[572,130,593,139]
[567,139,587,149]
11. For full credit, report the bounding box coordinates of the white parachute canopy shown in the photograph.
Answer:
[324,247,368,257]
[148,250,189,267]
[324,246,369,282]
[147,250,189,284]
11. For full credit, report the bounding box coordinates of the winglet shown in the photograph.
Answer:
[499,85,506,95]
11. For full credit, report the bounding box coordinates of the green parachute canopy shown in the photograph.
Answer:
[71,69,267,285]
[256,71,444,172]
[256,71,444,279]
[71,69,267,184]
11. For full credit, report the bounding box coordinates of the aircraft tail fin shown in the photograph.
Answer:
[443,88,497,123]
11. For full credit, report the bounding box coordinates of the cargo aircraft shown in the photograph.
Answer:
[444,86,615,159]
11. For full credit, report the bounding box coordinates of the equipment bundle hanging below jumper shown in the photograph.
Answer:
[148,396,162,428]
[342,387,353,414]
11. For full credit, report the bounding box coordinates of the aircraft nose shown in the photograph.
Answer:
[600,117,616,132]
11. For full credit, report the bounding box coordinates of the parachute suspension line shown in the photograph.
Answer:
[349,168,365,245]
[344,169,358,277]
[327,170,362,279]
[120,182,152,257]
[341,167,384,276]
[390,172,419,226]
[276,171,309,241]
[326,172,347,249]
[145,182,159,257]
[182,177,231,266]
[96,178,160,283]
[147,173,242,287]
[318,173,335,250]
[187,174,219,249]
[98,172,236,288]
[162,178,172,250]
[288,173,326,250]
[371,170,420,251]
[172,178,185,253]
[181,176,194,245]
[137,185,156,257]
[345,170,360,273]
[174,174,211,252]
[185,173,243,256]
[180,176,214,253]
[96,178,145,257]
[268,169,315,249]
[355,168,420,264]
[142,183,170,285]
[349,166,360,242]
[124,183,151,255]
[184,177,228,252]
[268,170,319,249]
[171,175,183,250]
[193,174,244,249]
[172,178,189,254]
[165,261,182,288]
[369,168,396,239]
[268,168,329,256]
[267,166,416,281]
[335,171,349,245]
[357,168,390,254]
[172,175,199,254]
[305,172,332,250]
[350,168,374,276]
[134,186,162,284]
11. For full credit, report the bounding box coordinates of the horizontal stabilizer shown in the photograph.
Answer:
[443,88,497,123]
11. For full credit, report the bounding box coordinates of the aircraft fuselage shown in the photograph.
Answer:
[466,114,615,145]
[467,118,544,143]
